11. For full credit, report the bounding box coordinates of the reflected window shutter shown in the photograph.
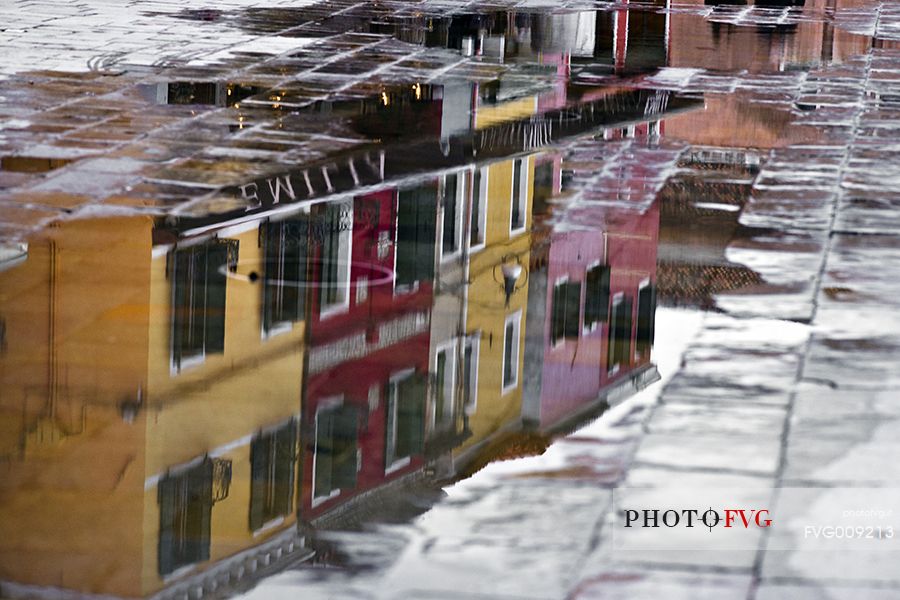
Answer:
[261,223,277,331]
[564,282,581,339]
[170,251,189,368]
[286,222,308,321]
[205,240,233,354]
[551,284,565,344]
[157,476,177,576]
[637,285,655,352]
[625,297,634,360]
[248,435,268,531]
[273,420,298,516]
[194,460,213,563]
[599,268,611,323]
[314,412,335,498]
[607,302,620,371]
[617,297,634,366]
[411,373,427,454]
[585,265,611,326]
[395,193,416,286]
[415,187,437,283]
[384,382,394,469]
[584,269,598,326]
[332,406,359,490]
[398,374,426,458]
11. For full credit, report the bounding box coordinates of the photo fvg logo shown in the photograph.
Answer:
[624,508,772,532]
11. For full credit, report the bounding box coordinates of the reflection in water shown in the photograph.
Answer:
[0,1,877,598]
[0,91,665,600]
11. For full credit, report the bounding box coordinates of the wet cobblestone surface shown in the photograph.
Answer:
[3,0,900,599]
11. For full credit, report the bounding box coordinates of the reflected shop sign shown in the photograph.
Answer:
[169,89,700,233]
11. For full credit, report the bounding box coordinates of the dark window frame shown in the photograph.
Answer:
[157,459,213,576]
[169,238,237,372]
[261,219,308,336]
[636,282,657,357]
[249,419,298,532]
[584,264,611,331]
[607,294,634,374]
[395,185,438,293]
[385,370,427,470]
[550,279,582,346]
[313,403,360,502]
[502,311,522,392]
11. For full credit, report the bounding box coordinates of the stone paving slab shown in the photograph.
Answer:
[570,569,752,600]
[756,585,900,600]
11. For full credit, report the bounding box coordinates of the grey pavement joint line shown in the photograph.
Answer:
[748,3,891,598]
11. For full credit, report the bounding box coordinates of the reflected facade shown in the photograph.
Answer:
[0,0,872,597]
[0,79,668,600]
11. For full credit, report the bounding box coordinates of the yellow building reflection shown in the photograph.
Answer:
[0,216,307,597]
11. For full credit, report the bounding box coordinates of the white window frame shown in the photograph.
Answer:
[385,368,416,474]
[607,292,625,377]
[440,171,466,263]
[636,277,651,360]
[433,339,458,427]
[319,203,353,319]
[509,157,528,235]
[260,224,297,340]
[550,275,570,349]
[583,260,604,335]
[392,193,421,297]
[355,274,369,305]
[501,310,522,395]
[462,334,480,415]
[468,166,488,252]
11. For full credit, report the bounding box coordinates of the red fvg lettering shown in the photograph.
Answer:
[724,509,772,528]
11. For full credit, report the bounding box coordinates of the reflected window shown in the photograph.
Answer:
[532,160,555,216]
[313,403,359,502]
[636,282,657,357]
[249,419,297,531]
[502,312,522,393]
[510,158,528,232]
[395,185,437,292]
[441,172,464,259]
[607,294,633,374]
[170,239,236,372]
[469,167,488,249]
[584,264,611,331]
[262,219,308,336]
[385,370,427,471]
[434,342,457,429]
[462,335,480,415]
[319,203,352,317]
[167,81,218,105]
[356,275,369,304]
[157,460,213,576]
[551,279,582,345]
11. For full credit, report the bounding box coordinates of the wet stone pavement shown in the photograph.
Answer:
[3,1,900,599]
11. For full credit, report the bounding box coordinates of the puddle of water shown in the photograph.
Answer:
[0,0,887,598]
